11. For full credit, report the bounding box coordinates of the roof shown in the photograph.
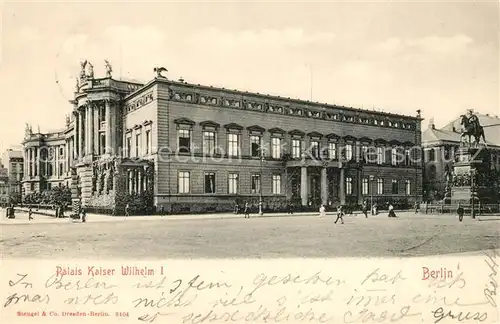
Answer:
[127,77,421,121]
[2,149,23,159]
[423,113,500,147]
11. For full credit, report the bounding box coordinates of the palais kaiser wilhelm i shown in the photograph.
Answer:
[22,61,423,215]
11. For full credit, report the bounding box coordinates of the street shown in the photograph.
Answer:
[1,211,498,259]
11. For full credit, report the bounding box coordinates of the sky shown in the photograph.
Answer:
[0,1,498,153]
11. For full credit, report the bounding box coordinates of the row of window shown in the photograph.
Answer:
[178,171,282,195]
[360,178,412,195]
[176,171,412,196]
[125,127,152,158]
[178,128,415,165]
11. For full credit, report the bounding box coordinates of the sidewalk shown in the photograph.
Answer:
[1,209,498,226]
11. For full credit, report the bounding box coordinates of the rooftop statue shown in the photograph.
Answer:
[154,67,168,78]
[459,110,486,148]
[79,60,87,81]
[24,123,33,138]
[87,62,94,79]
[105,60,113,77]
[75,77,80,91]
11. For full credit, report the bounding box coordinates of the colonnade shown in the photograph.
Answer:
[74,100,114,158]
[299,166,363,206]
[126,168,150,195]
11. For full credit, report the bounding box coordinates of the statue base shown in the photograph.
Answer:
[450,147,496,205]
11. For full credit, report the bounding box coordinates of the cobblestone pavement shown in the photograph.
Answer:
[1,211,498,259]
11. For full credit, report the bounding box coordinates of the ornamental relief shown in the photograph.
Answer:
[245,101,264,111]
[267,104,284,114]
[199,95,218,105]
[221,98,242,108]
[125,91,154,113]
[167,88,417,130]
[171,92,194,102]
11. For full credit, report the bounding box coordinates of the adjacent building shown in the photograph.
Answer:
[22,127,73,195]
[1,149,24,204]
[422,112,500,201]
[0,166,8,206]
[22,61,423,214]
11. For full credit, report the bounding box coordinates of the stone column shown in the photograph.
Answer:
[128,169,133,194]
[88,104,94,156]
[105,100,111,154]
[65,141,69,173]
[29,149,33,177]
[35,147,39,177]
[355,141,361,162]
[321,167,328,205]
[23,150,27,180]
[300,166,308,206]
[340,168,346,205]
[138,171,142,194]
[357,169,363,205]
[54,146,58,178]
[78,110,84,158]
[84,107,88,156]
[93,103,99,155]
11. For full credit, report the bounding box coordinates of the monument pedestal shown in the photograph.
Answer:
[450,147,495,205]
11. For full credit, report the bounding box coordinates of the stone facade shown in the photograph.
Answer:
[1,149,24,204]
[22,62,423,215]
[422,113,500,202]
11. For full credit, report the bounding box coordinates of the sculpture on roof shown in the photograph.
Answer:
[154,67,168,78]
[65,114,71,127]
[459,109,486,148]
[24,123,33,138]
[79,60,87,82]
[75,77,80,91]
[105,60,113,77]
[87,62,94,79]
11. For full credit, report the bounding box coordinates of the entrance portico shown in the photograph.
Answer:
[287,159,357,207]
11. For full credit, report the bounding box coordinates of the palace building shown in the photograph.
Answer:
[22,61,423,215]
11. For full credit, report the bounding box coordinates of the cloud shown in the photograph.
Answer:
[15,26,44,43]
[372,34,474,56]
[407,34,473,53]
[185,27,335,51]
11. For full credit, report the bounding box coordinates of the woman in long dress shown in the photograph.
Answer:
[388,204,397,217]
[319,205,326,218]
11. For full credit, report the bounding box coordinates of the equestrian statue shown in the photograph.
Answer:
[459,110,486,148]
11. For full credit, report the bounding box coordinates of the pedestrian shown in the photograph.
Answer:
[334,205,344,224]
[288,202,294,215]
[319,204,326,218]
[362,201,368,218]
[388,203,397,218]
[234,203,239,214]
[160,204,165,216]
[28,207,33,221]
[457,204,464,222]
[414,201,420,214]
[243,202,250,218]
[125,203,130,217]
[81,208,87,223]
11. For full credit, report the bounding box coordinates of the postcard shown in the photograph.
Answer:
[0,1,499,323]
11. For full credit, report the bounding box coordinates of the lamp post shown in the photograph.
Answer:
[369,175,375,215]
[259,151,264,216]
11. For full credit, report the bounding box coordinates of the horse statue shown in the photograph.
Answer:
[459,113,486,148]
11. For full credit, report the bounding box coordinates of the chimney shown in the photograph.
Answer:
[428,118,435,130]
